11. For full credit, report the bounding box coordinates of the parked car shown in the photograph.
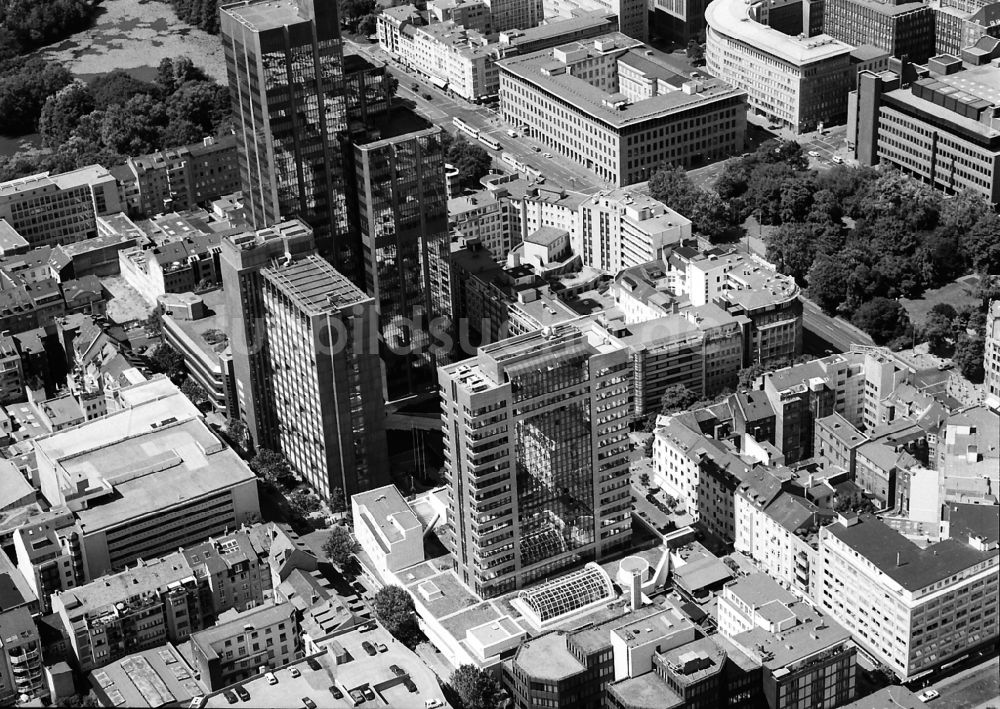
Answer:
[362,687,376,701]
[831,155,844,164]
[362,640,377,656]
[302,698,317,709]
[425,700,444,708]
[223,691,238,705]
[917,689,940,702]
[235,686,250,701]
[290,667,301,678]
[329,686,344,699]
[808,150,820,157]
[376,643,388,653]
[350,689,366,705]
[307,658,322,671]
[390,664,405,676]
[403,678,417,693]
[266,672,278,685]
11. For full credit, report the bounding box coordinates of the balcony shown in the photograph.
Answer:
[9,647,40,665]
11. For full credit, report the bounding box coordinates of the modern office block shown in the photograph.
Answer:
[824,0,935,62]
[260,254,388,498]
[220,219,315,450]
[499,33,746,186]
[354,126,451,399]
[986,300,1000,410]
[850,57,1000,203]
[706,0,853,132]
[439,320,632,598]
[220,0,356,276]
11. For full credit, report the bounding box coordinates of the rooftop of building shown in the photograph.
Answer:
[0,605,36,646]
[353,484,423,547]
[165,288,230,359]
[498,33,745,129]
[0,219,28,253]
[705,0,853,65]
[725,572,797,609]
[191,602,295,656]
[851,44,892,61]
[221,0,316,31]
[840,685,924,708]
[732,604,851,669]
[827,514,999,591]
[262,254,369,314]
[512,631,584,680]
[57,551,193,616]
[945,501,1000,545]
[817,411,869,447]
[0,552,35,611]
[90,644,202,708]
[607,671,684,709]
[836,0,929,15]
[0,459,34,511]
[673,551,734,593]
[501,11,615,46]
[657,635,728,685]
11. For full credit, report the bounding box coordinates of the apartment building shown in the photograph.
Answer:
[499,34,746,186]
[429,0,493,33]
[984,299,999,409]
[189,603,300,690]
[439,319,632,598]
[578,190,691,273]
[936,406,1000,503]
[932,0,1000,56]
[0,333,24,404]
[486,0,544,32]
[814,412,870,474]
[824,0,935,62]
[13,512,80,614]
[548,0,649,40]
[706,0,853,132]
[35,378,260,581]
[52,527,272,672]
[124,135,240,217]
[449,191,519,260]
[0,607,45,704]
[0,166,122,248]
[718,574,857,709]
[816,509,999,680]
[118,232,222,304]
[260,254,388,498]
[851,55,1000,203]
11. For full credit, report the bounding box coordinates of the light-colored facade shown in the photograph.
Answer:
[35,379,260,581]
[13,513,79,615]
[486,0,544,32]
[824,0,935,62]
[439,319,632,598]
[0,166,122,248]
[352,485,425,579]
[189,603,300,690]
[851,58,1000,203]
[706,0,853,132]
[548,0,649,40]
[261,254,388,499]
[816,511,1000,681]
[499,33,746,186]
[578,189,691,272]
[0,607,45,705]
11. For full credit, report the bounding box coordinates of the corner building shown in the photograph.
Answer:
[439,320,632,597]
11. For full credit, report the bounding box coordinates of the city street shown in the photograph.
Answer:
[345,38,610,194]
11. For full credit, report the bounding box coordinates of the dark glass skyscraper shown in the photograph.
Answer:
[220,0,356,278]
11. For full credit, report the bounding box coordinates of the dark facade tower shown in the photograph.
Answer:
[220,0,359,281]
[354,126,452,400]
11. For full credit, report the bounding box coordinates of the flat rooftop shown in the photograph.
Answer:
[608,670,684,709]
[512,632,584,680]
[262,254,369,314]
[221,0,312,31]
[59,552,193,616]
[90,645,202,708]
[706,0,851,65]
[353,485,422,546]
[498,33,745,129]
[168,289,230,360]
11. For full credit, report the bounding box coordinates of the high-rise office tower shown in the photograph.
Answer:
[439,320,633,598]
[261,254,388,498]
[354,125,452,400]
[220,0,356,278]
[221,219,316,450]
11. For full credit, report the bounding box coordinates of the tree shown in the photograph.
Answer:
[448,665,505,709]
[250,448,296,488]
[447,136,492,190]
[0,58,73,135]
[373,585,420,644]
[923,308,954,356]
[180,377,208,406]
[648,164,701,217]
[89,69,160,108]
[963,212,1000,274]
[38,80,94,148]
[639,472,650,487]
[658,384,700,415]
[322,525,359,565]
[685,39,704,63]
[766,222,818,284]
[851,297,912,346]
[0,0,97,52]
[330,487,348,515]
[357,13,378,36]
[807,255,850,314]
[953,335,985,382]
[289,488,322,515]
[755,138,808,170]
[148,344,186,383]
[339,0,377,27]
[225,417,249,450]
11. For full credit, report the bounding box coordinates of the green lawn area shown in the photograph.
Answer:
[900,274,981,327]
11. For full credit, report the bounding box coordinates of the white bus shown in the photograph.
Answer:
[478,134,501,151]
[452,117,479,139]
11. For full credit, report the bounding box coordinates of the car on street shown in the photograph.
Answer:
[362,640,377,656]
[302,698,317,709]
[543,152,552,158]
[224,691,238,705]
[235,686,250,701]
[506,129,518,138]
[532,146,541,152]
[289,667,301,678]
[808,150,820,157]
[832,155,844,164]
[390,664,405,676]
[917,689,940,702]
